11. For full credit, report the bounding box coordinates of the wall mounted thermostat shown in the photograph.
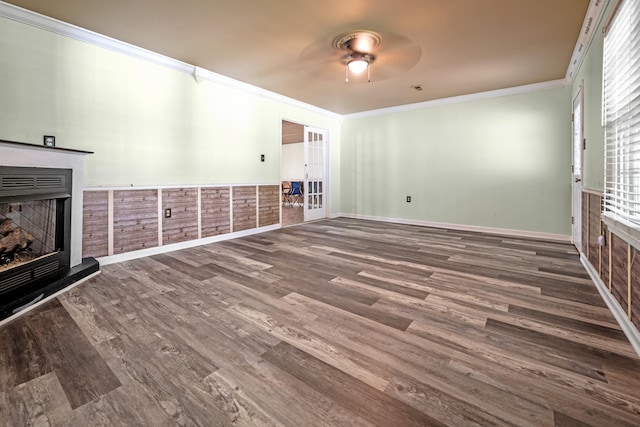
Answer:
[43,135,55,147]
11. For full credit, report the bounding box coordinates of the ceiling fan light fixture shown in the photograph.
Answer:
[335,30,380,83]
[344,52,375,82]
[348,59,369,74]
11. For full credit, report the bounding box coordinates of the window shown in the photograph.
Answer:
[603,0,640,231]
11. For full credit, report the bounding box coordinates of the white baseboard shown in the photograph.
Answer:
[336,213,571,242]
[580,254,640,358]
[98,224,281,266]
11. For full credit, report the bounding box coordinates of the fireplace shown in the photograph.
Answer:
[0,163,98,320]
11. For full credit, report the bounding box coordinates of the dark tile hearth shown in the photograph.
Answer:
[0,257,99,321]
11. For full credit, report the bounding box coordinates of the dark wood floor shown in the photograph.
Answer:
[1,218,640,426]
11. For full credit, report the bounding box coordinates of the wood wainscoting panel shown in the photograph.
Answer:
[232,186,257,232]
[582,192,589,256]
[632,247,640,331]
[611,233,629,311]
[113,189,158,254]
[162,188,198,245]
[258,185,280,227]
[588,193,602,270]
[602,224,610,287]
[82,191,109,258]
[201,187,230,237]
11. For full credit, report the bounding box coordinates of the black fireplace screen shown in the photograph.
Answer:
[0,199,59,272]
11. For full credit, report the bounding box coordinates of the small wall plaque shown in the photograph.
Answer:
[43,135,55,147]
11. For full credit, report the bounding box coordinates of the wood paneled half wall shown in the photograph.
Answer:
[582,189,640,335]
[82,185,280,260]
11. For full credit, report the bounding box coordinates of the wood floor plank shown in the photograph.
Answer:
[409,320,640,418]
[424,272,621,329]
[150,253,219,281]
[95,333,237,425]
[261,341,445,427]
[448,350,640,427]
[2,299,122,410]
[507,304,629,341]
[331,275,430,300]
[0,315,51,391]
[209,361,373,426]
[228,301,390,391]
[483,317,640,388]
[203,275,319,325]
[2,218,639,425]
[384,375,549,427]
[1,372,72,426]
[299,313,546,426]
[404,312,610,381]
[553,411,594,427]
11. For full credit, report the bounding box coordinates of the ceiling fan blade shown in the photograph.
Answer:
[297,37,347,79]
[372,46,422,80]
[374,31,421,68]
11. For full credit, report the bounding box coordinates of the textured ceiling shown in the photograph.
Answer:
[4,0,590,114]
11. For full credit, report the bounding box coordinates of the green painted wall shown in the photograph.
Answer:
[0,16,341,212]
[341,87,572,235]
[4,6,609,237]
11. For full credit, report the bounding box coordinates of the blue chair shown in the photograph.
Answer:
[289,181,303,207]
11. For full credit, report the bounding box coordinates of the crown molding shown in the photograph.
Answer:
[565,0,608,83]
[343,79,568,119]
[0,1,194,74]
[0,1,341,120]
[191,67,341,119]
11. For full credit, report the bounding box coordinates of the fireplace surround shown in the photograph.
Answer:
[0,141,99,321]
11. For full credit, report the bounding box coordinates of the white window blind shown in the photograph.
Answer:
[603,0,640,228]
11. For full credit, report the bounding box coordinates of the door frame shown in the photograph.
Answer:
[303,125,329,222]
[279,118,331,225]
[571,82,584,250]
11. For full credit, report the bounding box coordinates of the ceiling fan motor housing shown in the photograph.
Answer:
[334,30,381,64]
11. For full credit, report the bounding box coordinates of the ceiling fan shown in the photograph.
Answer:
[334,30,381,82]
[298,29,421,84]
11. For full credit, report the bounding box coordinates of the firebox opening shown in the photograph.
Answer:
[0,198,66,274]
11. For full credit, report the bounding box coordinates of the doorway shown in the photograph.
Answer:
[303,126,328,222]
[281,120,328,226]
[571,83,584,250]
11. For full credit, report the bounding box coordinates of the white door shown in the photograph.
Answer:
[571,84,584,250]
[304,126,327,221]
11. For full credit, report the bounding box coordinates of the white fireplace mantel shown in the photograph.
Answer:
[0,140,93,267]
